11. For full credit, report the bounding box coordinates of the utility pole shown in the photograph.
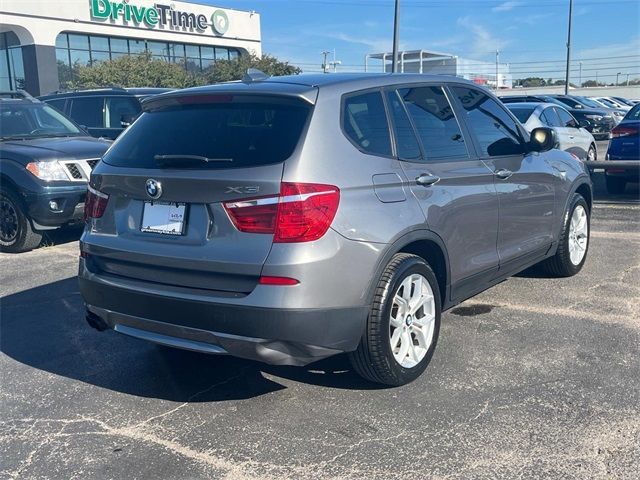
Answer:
[616,72,621,86]
[495,50,500,91]
[627,73,630,86]
[321,51,331,74]
[391,0,400,73]
[564,0,573,94]
[579,61,582,87]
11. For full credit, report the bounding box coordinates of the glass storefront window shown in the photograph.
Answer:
[110,38,128,53]
[53,32,242,87]
[215,48,229,61]
[68,34,89,50]
[89,36,110,52]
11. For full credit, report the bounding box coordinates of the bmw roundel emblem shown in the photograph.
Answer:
[145,179,162,199]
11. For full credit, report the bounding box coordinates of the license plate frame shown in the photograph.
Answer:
[140,201,188,236]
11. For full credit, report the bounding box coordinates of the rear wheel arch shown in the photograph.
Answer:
[368,231,450,309]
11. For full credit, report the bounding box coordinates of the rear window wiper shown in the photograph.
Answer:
[153,154,233,165]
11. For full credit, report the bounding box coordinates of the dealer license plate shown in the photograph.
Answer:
[141,202,187,235]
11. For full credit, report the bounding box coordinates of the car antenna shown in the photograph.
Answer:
[242,68,270,83]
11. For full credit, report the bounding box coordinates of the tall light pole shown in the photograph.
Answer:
[495,50,500,91]
[564,0,573,94]
[579,61,582,87]
[391,0,400,73]
[616,72,621,86]
[627,73,630,86]
[321,51,331,74]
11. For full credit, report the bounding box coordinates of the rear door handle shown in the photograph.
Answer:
[415,173,440,187]
[494,168,513,180]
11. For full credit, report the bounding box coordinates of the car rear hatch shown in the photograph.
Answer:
[83,89,316,295]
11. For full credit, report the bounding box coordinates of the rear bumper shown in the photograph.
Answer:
[78,261,368,366]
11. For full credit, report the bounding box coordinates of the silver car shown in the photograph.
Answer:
[80,74,592,386]
[506,102,598,161]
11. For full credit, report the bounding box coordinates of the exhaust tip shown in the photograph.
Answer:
[86,310,109,331]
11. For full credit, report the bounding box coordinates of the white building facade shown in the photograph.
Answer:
[366,50,513,89]
[0,0,262,95]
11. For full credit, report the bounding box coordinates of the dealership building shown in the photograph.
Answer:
[0,0,262,95]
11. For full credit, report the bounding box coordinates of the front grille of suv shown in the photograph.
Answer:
[60,159,100,182]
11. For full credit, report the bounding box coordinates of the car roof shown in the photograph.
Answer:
[144,73,484,108]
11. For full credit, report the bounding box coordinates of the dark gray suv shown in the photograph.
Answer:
[79,74,592,386]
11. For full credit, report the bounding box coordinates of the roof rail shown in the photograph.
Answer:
[0,90,37,100]
[43,86,128,95]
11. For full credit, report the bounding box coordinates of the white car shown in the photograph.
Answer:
[591,97,632,112]
[506,102,598,161]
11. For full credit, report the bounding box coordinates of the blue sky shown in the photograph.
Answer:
[202,0,640,82]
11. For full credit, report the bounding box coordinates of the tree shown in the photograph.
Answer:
[69,52,199,89]
[581,80,604,87]
[202,53,301,84]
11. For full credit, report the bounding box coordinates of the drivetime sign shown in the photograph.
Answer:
[90,0,229,35]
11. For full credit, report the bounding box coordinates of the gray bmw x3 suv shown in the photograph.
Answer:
[79,73,592,386]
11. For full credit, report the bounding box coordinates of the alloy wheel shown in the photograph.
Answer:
[0,197,19,243]
[568,205,588,266]
[389,273,436,368]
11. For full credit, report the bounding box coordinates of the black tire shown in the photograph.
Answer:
[605,176,626,194]
[0,188,42,253]
[349,253,441,386]
[587,144,597,162]
[542,193,590,277]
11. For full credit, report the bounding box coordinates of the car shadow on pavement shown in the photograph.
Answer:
[1,277,380,403]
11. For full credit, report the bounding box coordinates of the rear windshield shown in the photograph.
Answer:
[507,106,535,123]
[102,96,312,169]
[626,104,640,120]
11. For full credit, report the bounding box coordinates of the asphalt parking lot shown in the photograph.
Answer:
[1,170,638,479]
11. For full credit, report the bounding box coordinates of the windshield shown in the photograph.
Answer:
[0,103,83,139]
[626,104,640,120]
[576,97,603,108]
[597,98,617,108]
[103,96,312,170]
[506,106,535,123]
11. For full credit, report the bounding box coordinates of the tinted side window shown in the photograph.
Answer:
[540,107,562,127]
[556,107,577,128]
[106,96,141,128]
[452,87,523,157]
[386,90,422,161]
[343,91,392,156]
[399,86,467,160]
[45,99,66,112]
[69,97,104,128]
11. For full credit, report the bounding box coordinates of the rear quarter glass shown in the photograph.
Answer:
[102,96,312,170]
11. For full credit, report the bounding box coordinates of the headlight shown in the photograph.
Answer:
[26,161,69,181]
[584,114,603,121]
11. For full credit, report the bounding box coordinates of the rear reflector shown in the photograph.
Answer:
[611,125,639,138]
[224,182,340,243]
[258,276,299,286]
[84,185,109,222]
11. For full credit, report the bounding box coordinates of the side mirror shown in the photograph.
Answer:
[120,113,135,128]
[528,127,556,153]
[578,119,590,129]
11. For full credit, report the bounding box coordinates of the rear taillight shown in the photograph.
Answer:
[611,125,639,138]
[84,185,109,222]
[224,182,340,243]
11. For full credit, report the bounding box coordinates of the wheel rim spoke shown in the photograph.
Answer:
[389,272,436,368]
[568,205,588,266]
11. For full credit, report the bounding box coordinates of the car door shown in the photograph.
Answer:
[105,96,142,139]
[68,96,110,138]
[555,107,589,159]
[386,85,500,301]
[449,86,557,275]
[540,106,571,151]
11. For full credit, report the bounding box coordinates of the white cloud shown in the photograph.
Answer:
[457,16,511,58]
[492,1,522,12]
[323,32,393,54]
